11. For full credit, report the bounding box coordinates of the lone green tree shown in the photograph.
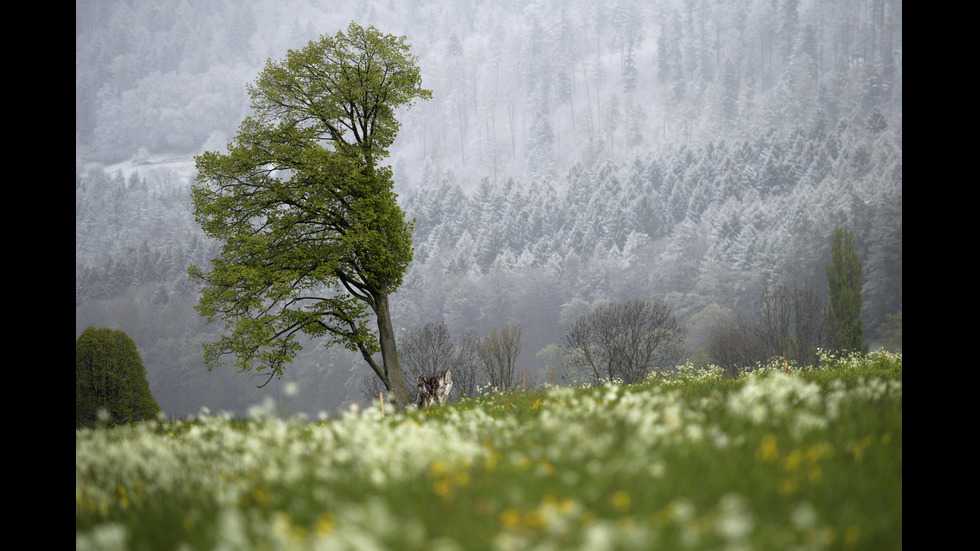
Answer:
[76,327,161,428]
[826,228,866,353]
[188,22,431,409]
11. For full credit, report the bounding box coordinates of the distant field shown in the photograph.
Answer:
[76,350,902,550]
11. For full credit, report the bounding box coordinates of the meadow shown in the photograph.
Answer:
[76,349,901,550]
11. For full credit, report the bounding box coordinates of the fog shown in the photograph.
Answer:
[76,0,902,417]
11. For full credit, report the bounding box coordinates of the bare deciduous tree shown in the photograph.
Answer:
[476,324,523,391]
[707,286,827,375]
[706,314,763,377]
[362,322,480,402]
[399,322,480,401]
[561,299,685,384]
[757,286,826,367]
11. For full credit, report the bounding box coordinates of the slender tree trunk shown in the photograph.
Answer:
[374,292,410,409]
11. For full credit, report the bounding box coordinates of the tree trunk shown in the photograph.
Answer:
[374,292,411,409]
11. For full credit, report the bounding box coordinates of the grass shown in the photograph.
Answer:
[76,349,901,550]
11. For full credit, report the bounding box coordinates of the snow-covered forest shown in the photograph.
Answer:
[76,0,901,417]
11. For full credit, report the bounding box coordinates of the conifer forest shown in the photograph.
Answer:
[76,0,901,417]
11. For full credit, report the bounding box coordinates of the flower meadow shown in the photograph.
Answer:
[76,350,901,550]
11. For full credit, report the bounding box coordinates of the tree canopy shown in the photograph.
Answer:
[189,22,431,408]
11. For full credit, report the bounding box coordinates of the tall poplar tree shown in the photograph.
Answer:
[189,23,431,408]
[826,228,866,353]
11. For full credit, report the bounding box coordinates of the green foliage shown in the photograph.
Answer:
[75,327,160,428]
[826,228,866,353]
[188,22,430,405]
[248,22,431,163]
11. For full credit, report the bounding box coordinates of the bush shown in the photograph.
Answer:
[76,327,160,427]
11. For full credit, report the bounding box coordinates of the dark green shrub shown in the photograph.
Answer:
[76,327,160,427]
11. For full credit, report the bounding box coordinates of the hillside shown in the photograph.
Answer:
[76,0,901,183]
[77,351,903,550]
[75,0,901,418]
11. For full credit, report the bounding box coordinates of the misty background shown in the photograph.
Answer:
[76,0,902,417]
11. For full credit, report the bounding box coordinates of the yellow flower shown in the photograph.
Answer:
[252,488,271,506]
[806,443,827,463]
[315,512,335,537]
[433,478,453,500]
[431,460,449,477]
[484,450,501,471]
[852,436,873,460]
[781,449,803,472]
[500,508,521,528]
[778,476,799,495]
[612,490,631,512]
[117,485,130,509]
[272,511,307,541]
[524,508,545,530]
[758,434,779,463]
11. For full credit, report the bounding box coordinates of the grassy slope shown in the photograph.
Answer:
[77,350,901,550]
